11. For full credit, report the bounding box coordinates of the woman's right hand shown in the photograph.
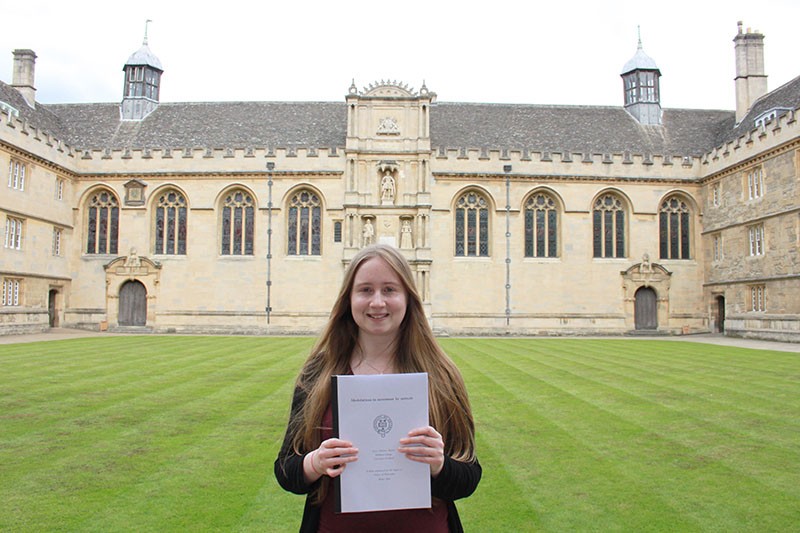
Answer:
[303,438,359,483]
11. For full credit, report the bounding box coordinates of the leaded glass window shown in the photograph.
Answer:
[333,221,342,243]
[659,196,691,259]
[221,190,254,255]
[524,193,558,257]
[592,194,626,258]
[86,190,119,254]
[8,159,26,190]
[455,191,490,257]
[287,189,322,255]
[155,190,187,255]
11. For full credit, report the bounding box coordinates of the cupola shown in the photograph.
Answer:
[121,21,163,121]
[621,29,661,125]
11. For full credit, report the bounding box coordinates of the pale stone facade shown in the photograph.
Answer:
[1,26,798,341]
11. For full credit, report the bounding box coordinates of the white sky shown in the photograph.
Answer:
[1,0,798,110]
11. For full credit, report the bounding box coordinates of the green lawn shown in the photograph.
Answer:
[0,336,798,532]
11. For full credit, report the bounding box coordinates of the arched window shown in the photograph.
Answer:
[86,190,119,254]
[659,196,691,259]
[592,193,626,258]
[221,189,254,255]
[524,192,558,257]
[455,191,489,257]
[154,189,187,255]
[287,189,321,255]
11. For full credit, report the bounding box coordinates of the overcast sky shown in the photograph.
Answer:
[1,0,798,111]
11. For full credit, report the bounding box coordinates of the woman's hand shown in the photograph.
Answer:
[398,426,445,477]
[303,439,358,483]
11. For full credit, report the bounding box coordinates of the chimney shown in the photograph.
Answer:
[12,49,37,109]
[734,21,767,124]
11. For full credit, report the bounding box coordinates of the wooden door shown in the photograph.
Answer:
[635,287,657,330]
[717,296,726,333]
[119,281,147,326]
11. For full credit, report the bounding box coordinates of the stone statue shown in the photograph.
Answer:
[400,220,413,249]
[125,247,141,267]
[639,253,652,274]
[381,171,395,203]
[362,219,374,247]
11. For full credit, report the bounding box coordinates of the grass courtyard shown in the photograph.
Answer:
[0,336,798,532]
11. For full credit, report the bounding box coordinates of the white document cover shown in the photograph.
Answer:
[332,372,430,513]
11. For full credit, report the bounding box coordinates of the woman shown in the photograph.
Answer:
[275,244,481,532]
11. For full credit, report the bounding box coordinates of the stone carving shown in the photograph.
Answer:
[124,247,141,268]
[381,171,396,204]
[377,117,400,135]
[639,253,652,274]
[362,219,374,247]
[400,220,413,249]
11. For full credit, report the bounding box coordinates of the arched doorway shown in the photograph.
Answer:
[48,289,59,327]
[119,280,147,326]
[716,296,726,333]
[635,287,658,330]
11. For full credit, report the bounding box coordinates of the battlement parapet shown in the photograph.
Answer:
[2,111,76,167]
[702,106,799,173]
[432,146,701,180]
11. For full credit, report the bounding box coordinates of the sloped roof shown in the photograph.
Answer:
[430,103,732,157]
[12,75,799,158]
[45,101,348,150]
[0,80,67,136]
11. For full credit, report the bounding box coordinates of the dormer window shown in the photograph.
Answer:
[753,107,791,129]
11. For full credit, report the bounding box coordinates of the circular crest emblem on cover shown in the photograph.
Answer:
[373,414,393,438]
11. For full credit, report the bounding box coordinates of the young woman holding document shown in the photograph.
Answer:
[275,244,481,532]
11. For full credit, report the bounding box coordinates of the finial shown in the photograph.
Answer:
[637,25,642,50]
[143,19,153,45]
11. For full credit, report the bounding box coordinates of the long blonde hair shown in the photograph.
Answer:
[288,244,476,499]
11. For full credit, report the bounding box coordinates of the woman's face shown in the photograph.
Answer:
[350,256,408,341]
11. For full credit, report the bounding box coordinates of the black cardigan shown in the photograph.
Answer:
[274,384,482,532]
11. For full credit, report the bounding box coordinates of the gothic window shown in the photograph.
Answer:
[287,189,321,255]
[4,216,23,250]
[524,192,558,257]
[747,167,764,200]
[154,189,187,255]
[748,224,765,256]
[221,189,255,255]
[749,284,766,312]
[333,220,342,243]
[659,196,691,259]
[455,191,489,257]
[86,190,119,254]
[592,194,626,258]
[711,183,720,207]
[52,227,62,256]
[2,278,21,306]
[8,159,25,191]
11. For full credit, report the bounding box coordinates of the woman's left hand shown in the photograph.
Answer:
[398,426,445,477]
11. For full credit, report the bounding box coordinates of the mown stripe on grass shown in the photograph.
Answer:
[498,340,800,501]
[0,337,313,531]
[444,338,800,532]
[447,339,705,532]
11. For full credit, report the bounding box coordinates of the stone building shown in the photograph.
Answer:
[1,23,798,341]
